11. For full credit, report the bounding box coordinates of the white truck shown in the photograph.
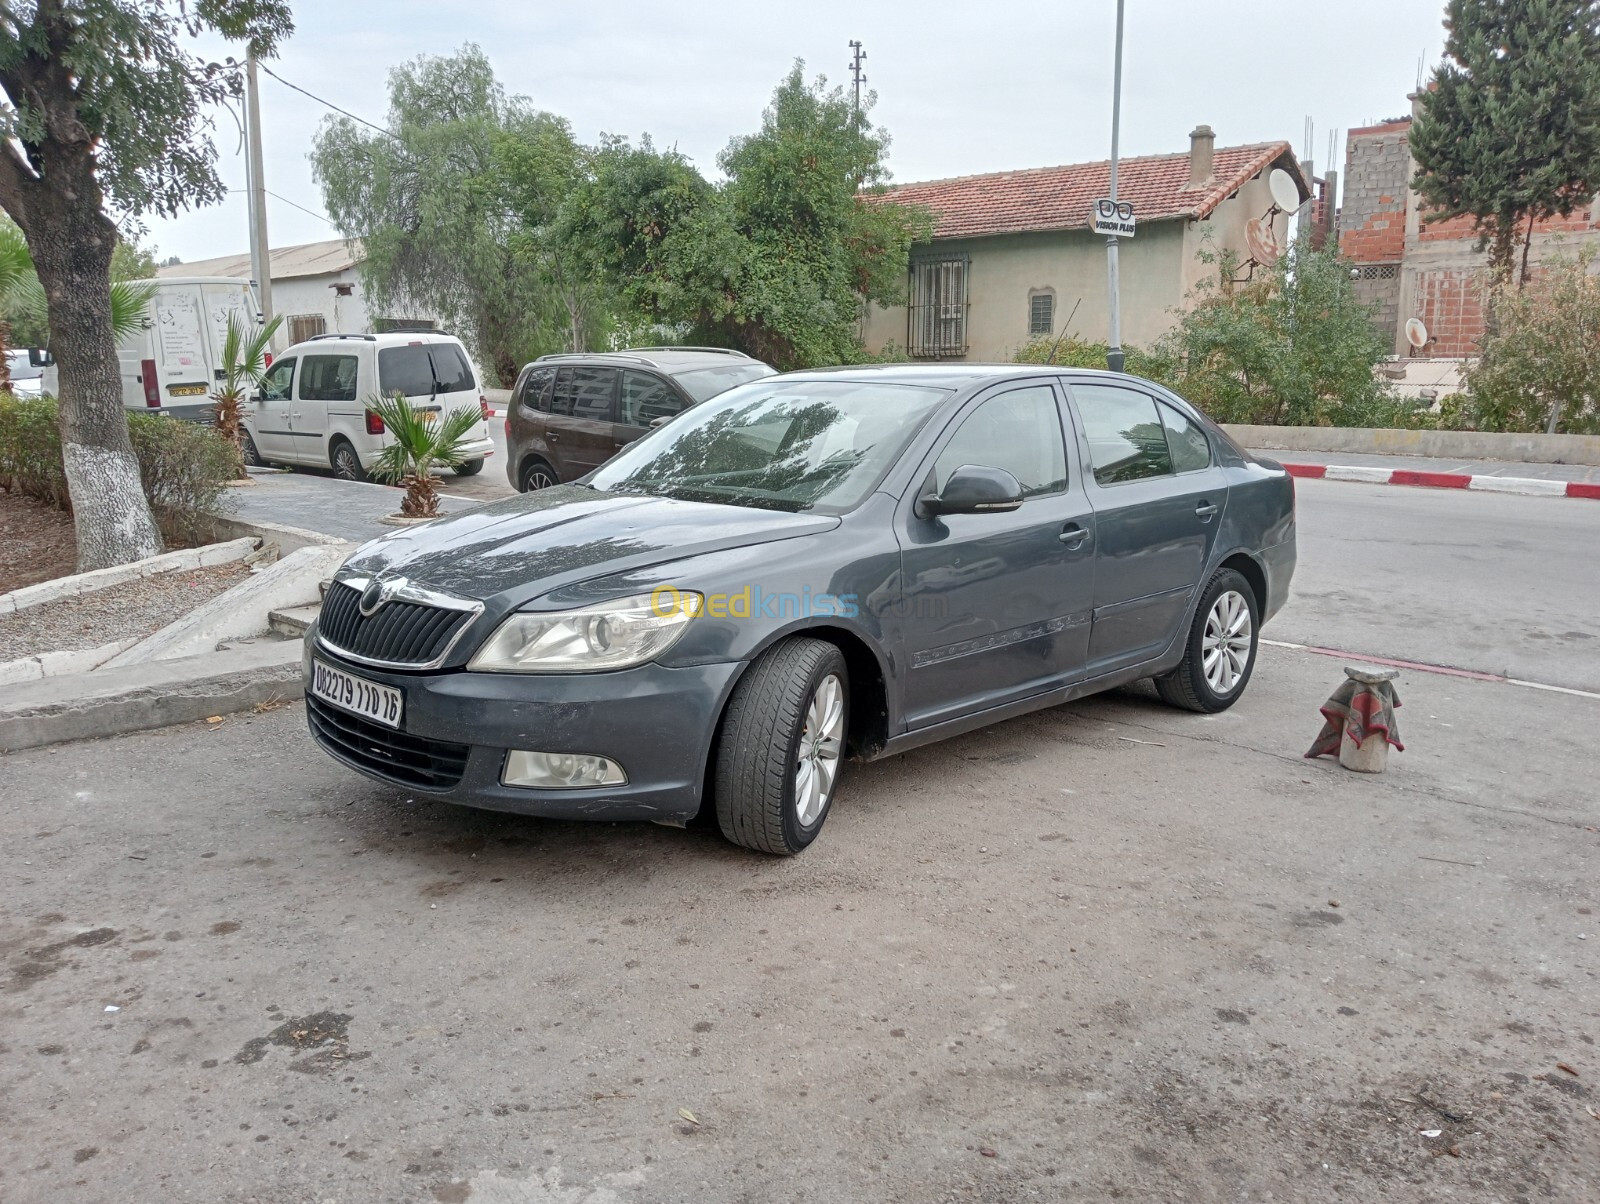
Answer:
[40,276,263,420]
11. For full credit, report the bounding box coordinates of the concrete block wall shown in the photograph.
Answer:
[1338,120,1410,346]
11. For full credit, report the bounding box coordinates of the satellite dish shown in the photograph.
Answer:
[1246,217,1280,267]
[1405,317,1430,349]
[1268,167,1300,212]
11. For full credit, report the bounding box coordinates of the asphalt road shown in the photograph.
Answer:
[3,463,1599,1203]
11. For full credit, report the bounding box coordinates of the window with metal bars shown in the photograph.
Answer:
[1029,292,1054,337]
[288,313,327,344]
[1355,264,1399,280]
[908,258,968,358]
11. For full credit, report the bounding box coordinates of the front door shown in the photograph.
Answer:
[253,357,298,461]
[547,366,619,480]
[893,382,1097,730]
[1067,381,1229,674]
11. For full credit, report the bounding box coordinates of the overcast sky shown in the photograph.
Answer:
[143,0,1446,264]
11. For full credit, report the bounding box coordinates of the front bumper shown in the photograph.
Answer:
[302,622,741,824]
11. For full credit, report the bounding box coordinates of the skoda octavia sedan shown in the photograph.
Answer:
[304,365,1296,855]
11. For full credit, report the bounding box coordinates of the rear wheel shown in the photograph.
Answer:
[330,438,367,483]
[1155,567,1258,713]
[455,458,485,477]
[715,639,848,856]
[519,458,558,492]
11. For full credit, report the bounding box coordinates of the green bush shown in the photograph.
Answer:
[1014,334,1180,383]
[0,392,235,546]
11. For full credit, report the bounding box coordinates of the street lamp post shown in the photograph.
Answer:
[1105,0,1126,374]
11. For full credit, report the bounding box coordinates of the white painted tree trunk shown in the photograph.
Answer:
[61,441,161,569]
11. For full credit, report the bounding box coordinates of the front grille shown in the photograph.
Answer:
[307,696,470,790]
[318,580,473,667]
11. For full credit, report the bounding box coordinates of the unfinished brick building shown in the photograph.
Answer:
[1339,94,1600,358]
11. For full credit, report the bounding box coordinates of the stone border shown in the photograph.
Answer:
[1223,424,1600,467]
[0,637,141,686]
[0,537,259,615]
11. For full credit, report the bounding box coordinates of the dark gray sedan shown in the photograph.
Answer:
[304,365,1295,855]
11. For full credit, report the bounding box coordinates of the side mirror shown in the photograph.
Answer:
[648,414,676,429]
[916,464,1025,519]
[27,348,54,368]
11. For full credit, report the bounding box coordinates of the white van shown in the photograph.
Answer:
[241,331,495,480]
[41,276,263,419]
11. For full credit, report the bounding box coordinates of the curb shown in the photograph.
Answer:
[0,639,305,754]
[1284,462,1600,500]
[0,536,259,614]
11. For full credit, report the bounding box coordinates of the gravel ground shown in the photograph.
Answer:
[0,492,77,594]
[0,561,251,657]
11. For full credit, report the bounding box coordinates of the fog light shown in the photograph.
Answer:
[502,750,627,789]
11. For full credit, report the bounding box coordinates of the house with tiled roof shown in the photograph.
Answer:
[863,127,1312,360]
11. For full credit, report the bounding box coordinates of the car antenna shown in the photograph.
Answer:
[1046,297,1083,365]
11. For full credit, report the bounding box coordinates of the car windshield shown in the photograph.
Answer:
[589,379,951,514]
[673,362,777,402]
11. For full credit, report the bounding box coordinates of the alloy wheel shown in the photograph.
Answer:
[523,465,557,492]
[794,673,845,827]
[1201,589,1253,695]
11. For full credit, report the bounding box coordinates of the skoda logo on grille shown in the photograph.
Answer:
[358,576,408,617]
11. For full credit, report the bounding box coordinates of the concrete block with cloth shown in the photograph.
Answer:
[1306,666,1403,772]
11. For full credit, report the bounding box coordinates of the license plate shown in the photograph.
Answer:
[168,383,208,397]
[311,659,402,728]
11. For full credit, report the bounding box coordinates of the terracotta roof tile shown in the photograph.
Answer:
[876,143,1306,240]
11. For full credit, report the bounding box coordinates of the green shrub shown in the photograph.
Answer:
[0,393,235,547]
[1014,334,1180,383]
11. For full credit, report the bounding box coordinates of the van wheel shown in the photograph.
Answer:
[455,458,485,477]
[519,458,558,492]
[715,638,849,856]
[330,439,367,482]
[240,431,263,468]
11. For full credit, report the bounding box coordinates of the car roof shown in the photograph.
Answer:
[530,347,770,375]
[283,331,467,353]
[771,362,1176,390]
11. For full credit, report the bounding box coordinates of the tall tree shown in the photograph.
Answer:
[560,64,930,369]
[312,45,575,384]
[0,0,293,571]
[1411,0,1600,281]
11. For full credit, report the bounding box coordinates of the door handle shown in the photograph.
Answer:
[1195,501,1218,520]
[1059,522,1089,548]
[547,431,561,442]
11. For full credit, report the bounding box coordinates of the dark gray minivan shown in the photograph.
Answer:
[308,365,1295,856]
[504,347,775,493]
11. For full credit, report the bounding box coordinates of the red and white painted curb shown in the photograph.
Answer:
[1284,462,1600,500]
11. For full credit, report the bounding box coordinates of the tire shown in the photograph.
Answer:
[455,458,485,477]
[240,431,263,468]
[330,439,367,482]
[715,638,849,856]
[519,458,558,493]
[1155,567,1259,713]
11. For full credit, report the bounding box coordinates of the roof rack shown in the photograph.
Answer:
[622,346,751,358]
[534,351,660,368]
[306,332,377,341]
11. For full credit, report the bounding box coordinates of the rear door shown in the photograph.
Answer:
[150,286,213,403]
[546,366,619,480]
[425,339,489,440]
[1067,380,1228,674]
[200,282,257,388]
[616,369,695,452]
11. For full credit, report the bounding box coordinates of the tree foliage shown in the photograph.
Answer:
[312,45,587,385]
[1147,235,1398,427]
[1464,249,1600,433]
[1411,0,1600,278]
[560,65,931,369]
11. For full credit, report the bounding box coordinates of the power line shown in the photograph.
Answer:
[257,62,395,140]
[229,188,335,226]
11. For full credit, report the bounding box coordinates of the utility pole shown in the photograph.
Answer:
[849,40,867,121]
[244,54,274,337]
[1104,0,1126,373]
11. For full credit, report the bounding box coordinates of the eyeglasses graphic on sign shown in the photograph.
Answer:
[1092,198,1136,237]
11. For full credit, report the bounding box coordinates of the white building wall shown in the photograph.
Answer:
[270,269,376,348]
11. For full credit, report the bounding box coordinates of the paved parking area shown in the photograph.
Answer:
[3,642,1596,1203]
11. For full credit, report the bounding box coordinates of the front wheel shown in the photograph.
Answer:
[240,431,264,468]
[715,639,849,856]
[1155,567,1259,713]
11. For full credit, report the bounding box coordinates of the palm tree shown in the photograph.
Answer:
[0,222,35,390]
[365,391,481,518]
[211,312,281,474]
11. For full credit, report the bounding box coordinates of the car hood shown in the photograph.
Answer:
[338,486,840,607]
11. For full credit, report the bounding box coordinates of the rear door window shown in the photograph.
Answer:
[1073,383,1174,485]
[377,346,434,399]
[428,343,476,394]
[570,367,617,420]
[298,355,359,403]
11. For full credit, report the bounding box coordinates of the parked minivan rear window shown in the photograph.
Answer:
[378,342,478,399]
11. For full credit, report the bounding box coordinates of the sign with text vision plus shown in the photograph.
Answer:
[1092,199,1136,238]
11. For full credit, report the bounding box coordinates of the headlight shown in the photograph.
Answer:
[467,591,701,673]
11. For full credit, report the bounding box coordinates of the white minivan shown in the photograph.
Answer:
[242,332,495,481]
